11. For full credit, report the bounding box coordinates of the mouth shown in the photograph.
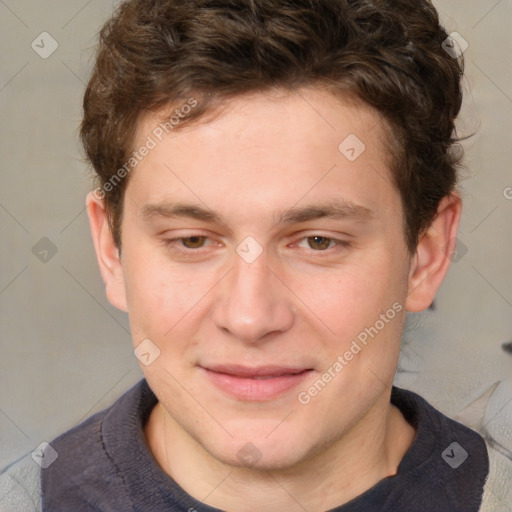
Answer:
[199,364,314,401]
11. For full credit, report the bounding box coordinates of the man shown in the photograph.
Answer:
[0,0,506,510]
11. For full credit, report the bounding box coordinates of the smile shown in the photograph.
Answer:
[199,365,314,401]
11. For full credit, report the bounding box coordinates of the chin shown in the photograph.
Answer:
[201,427,314,472]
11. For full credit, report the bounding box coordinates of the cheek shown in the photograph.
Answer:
[286,256,403,343]
[121,242,229,356]
[121,245,196,341]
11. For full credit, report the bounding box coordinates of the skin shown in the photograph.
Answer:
[87,86,461,511]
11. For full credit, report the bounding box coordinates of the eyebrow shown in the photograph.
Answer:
[141,202,222,223]
[140,199,374,226]
[278,200,374,224]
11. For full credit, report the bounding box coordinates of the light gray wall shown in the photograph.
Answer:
[1,0,511,468]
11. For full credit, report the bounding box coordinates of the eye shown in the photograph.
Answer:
[307,236,333,250]
[302,236,337,251]
[179,236,208,249]
[162,235,213,254]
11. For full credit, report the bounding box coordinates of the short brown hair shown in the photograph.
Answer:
[80,0,465,251]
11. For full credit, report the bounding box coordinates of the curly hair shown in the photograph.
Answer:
[80,0,465,251]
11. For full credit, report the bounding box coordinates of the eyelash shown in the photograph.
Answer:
[162,234,352,256]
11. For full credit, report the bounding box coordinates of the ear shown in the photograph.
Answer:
[406,193,462,312]
[86,191,128,312]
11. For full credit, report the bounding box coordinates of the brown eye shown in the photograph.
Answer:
[307,236,333,250]
[181,236,207,249]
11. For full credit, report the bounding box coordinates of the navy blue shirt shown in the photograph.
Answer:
[41,380,489,511]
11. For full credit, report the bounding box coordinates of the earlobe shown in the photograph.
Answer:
[405,194,462,312]
[86,191,128,312]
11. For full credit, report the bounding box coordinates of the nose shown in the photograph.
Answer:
[211,251,295,344]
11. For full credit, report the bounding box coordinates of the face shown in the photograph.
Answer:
[89,87,452,471]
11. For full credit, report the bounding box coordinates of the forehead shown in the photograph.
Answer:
[138,87,390,154]
[126,87,399,222]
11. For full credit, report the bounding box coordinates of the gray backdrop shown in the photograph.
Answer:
[1,0,511,468]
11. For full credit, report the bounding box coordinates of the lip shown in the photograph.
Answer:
[200,365,314,401]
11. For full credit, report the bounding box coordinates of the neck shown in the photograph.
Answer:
[145,392,416,512]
